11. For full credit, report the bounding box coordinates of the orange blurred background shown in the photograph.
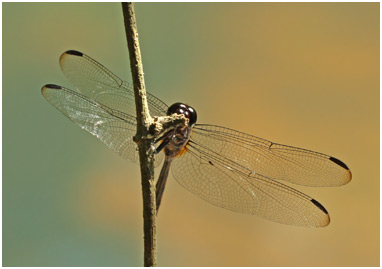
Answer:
[3,2,379,266]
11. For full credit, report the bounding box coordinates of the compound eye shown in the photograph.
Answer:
[187,105,197,126]
[167,103,197,126]
[167,103,187,116]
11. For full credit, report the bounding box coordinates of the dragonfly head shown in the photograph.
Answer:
[167,103,197,127]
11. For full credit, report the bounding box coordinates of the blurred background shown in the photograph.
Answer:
[2,2,379,266]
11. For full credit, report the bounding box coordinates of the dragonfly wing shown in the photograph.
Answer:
[42,84,164,166]
[59,50,168,118]
[192,124,351,187]
[170,142,330,227]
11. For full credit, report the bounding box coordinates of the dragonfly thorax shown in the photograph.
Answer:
[164,125,192,157]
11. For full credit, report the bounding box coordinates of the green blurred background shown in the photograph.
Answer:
[3,2,379,266]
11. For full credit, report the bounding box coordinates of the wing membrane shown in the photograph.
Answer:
[59,50,168,118]
[171,140,330,227]
[41,84,164,166]
[192,124,351,187]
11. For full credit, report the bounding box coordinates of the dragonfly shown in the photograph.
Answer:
[42,50,352,228]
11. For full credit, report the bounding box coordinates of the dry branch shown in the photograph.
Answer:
[121,2,157,266]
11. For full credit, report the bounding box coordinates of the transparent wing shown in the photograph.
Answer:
[192,124,352,187]
[59,50,168,118]
[171,139,330,227]
[42,84,164,166]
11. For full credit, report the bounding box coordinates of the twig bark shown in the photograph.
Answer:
[121,2,157,267]
[121,2,189,266]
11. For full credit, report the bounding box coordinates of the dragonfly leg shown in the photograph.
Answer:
[154,130,174,154]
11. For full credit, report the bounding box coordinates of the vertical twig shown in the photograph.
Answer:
[121,2,157,267]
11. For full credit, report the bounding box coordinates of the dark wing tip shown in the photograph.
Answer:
[43,84,62,90]
[41,84,62,95]
[64,50,83,57]
[327,157,352,183]
[59,50,83,66]
[329,156,349,170]
[311,199,329,215]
